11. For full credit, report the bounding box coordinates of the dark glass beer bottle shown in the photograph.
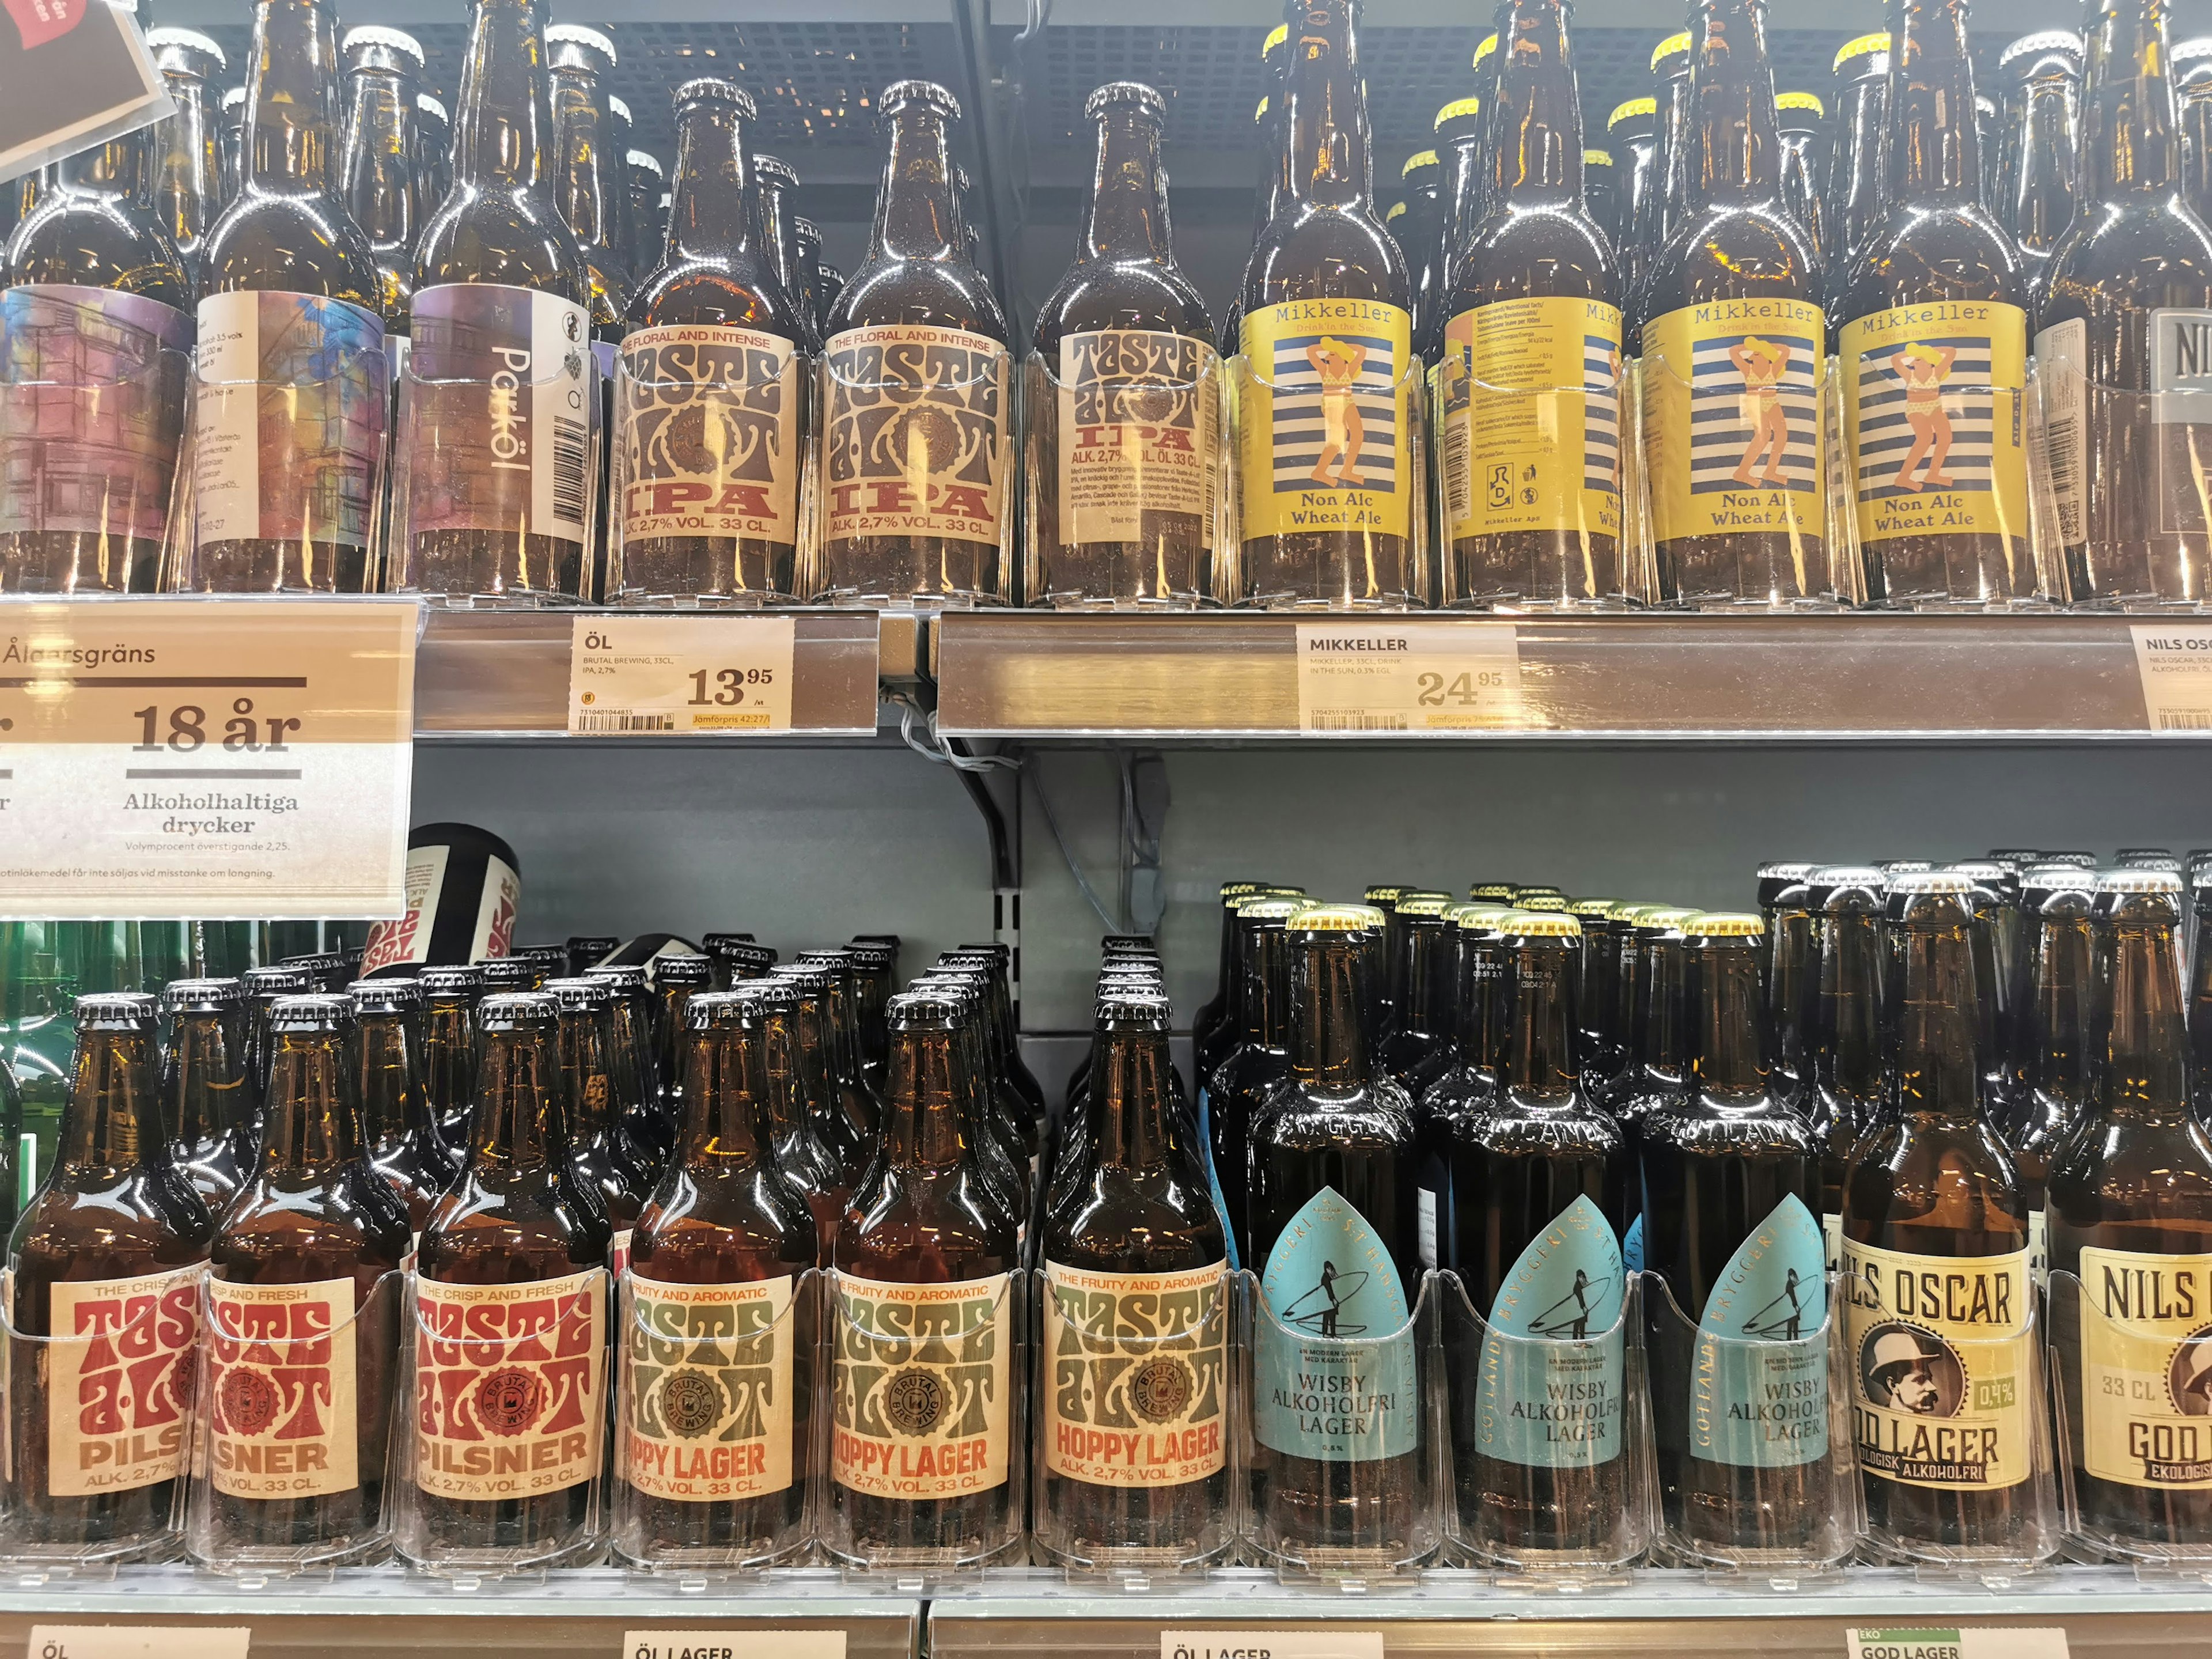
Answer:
[1419,904,1514,1256]
[1843,875,2035,1555]
[546,25,631,343]
[338,26,424,334]
[1205,897,1300,1267]
[653,955,715,1126]
[410,992,611,1564]
[831,991,1020,1561]
[776,962,880,1176]
[752,154,821,354]
[407,0,594,602]
[548,977,654,1274]
[2180,41,2212,225]
[2039,0,2212,604]
[7,994,213,1549]
[219,88,247,206]
[416,965,481,1154]
[1776,92,1829,260]
[361,823,524,978]
[1193,881,1268,1063]
[1824,33,1895,317]
[1438,0,1623,611]
[1766,877,1817,1112]
[202,994,409,1558]
[1583,148,1618,243]
[145,27,228,267]
[1221,24,1290,356]
[351,978,458,1230]
[1399,150,1445,358]
[791,217,827,340]
[1434,96,1486,305]
[2013,873,2097,1247]
[847,941,897,1089]
[163,978,253,1209]
[1809,869,1888,1270]
[623,988,818,1560]
[415,94,452,213]
[588,964,671,1181]
[907,971,1032,1224]
[1607,97,1658,302]
[1627,31,1694,362]
[944,944,1042,1146]
[820,80,1011,605]
[1998,32,2084,299]
[1377,894,1457,1098]
[753,978,848,1262]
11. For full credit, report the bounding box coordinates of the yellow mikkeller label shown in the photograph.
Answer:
[1238,297,1414,540]
[2077,1246,2212,1490]
[1441,296,1624,541]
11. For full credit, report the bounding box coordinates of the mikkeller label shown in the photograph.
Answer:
[622,1273,796,1503]
[2076,1246,2212,1490]
[44,1263,201,1497]
[832,1271,1011,1499]
[412,1268,607,1499]
[1041,1259,1228,1488]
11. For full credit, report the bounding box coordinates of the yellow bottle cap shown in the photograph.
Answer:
[1219,880,1265,900]
[1584,149,1615,166]
[1569,897,1619,917]
[1609,96,1656,128]
[1474,31,1498,66]
[1608,900,1664,922]
[1403,150,1440,175]
[1396,895,1453,918]
[1777,90,1827,117]
[1449,903,1516,927]
[1386,200,1406,221]
[1288,904,1377,933]
[1264,22,1288,51]
[1234,896,1306,923]
[1506,912,1584,939]
[1255,96,1268,121]
[1518,893,1570,914]
[1834,31,1892,71]
[1363,884,1409,904]
[1684,911,1766,938]
[1638,906,1701,929]
[1435,96,1482,129]
[1652,31,1693,71]
[1469,881,1518,900]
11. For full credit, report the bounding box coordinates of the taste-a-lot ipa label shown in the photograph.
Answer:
[1042,1259,1228,1487]
[823,324,1008,547]
[206,1275,359,1498]
[412,1268,607,1498]
[622,1273,795,1502]
[832,1271,1011,1498]
[2075,1245,2212,1490]
[1238,297,1414,540]
[1054,328,1218,546]
[618,324,801,545]
[46,1263,202,1497]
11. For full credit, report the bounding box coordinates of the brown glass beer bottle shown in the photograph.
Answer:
[350,978,459,1230]
[145,28,228,268]
[338,26,425,335]
[163,978,254,1209]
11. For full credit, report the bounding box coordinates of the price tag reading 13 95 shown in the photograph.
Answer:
[1293,620,1525,734]
[569,616,796,734]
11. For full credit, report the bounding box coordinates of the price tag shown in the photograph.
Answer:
[1847,1630,2067,1659]
[1293,621,1524,733]
[1163,1634,1383,1659]
[0,599,415,919]
[570,616,796,734]
[625,1635,844,1659]
[2131,624,2212,732]
[0,0,171,184]
[32,1628,250,1659]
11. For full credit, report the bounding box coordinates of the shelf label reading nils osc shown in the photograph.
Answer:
[1847,1630,2067,1659]
[2131,624,2212,732]
[570,615,797,734]
[0,599,416,919]
[1293,620,1524,734]
[31,1627,251,1659]
[1162,1633,1383,1659]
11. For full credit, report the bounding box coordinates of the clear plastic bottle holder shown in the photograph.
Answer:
[1029,1265,1237,1574]
[1435,1267,1655,1579]
[1226,350,1431,611]
[389,1267,612,1576]
[0,286,195,596]
[184,1268,406,1575]
[610,1266,824,1573]
[1020,345,1229,610]
[604,336,817,607]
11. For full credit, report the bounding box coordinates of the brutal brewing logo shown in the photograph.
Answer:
[218,1366,282,1437]
[824,324,1006,544]
[658,1369,724,1437]
[622,1274,794,1502]
[833,1271,1012,1499]
[1041,1260,1227,1487]
[619,325,798,541]
[884,1368,946,1434]
[1128,1356,1195,1422]
[476,1366,547,1435]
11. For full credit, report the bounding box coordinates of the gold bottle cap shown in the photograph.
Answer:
[1436,96,1481,130]
[1608,900,1665,922]
[1506,913,1583,940]
[1684,912,1764,938]
[1638,907,1701,929]
[1609,96,1657,128]
[1469,882,1518,901]
[1652,31,1693,71]
[1776,90,1827,117]
[1474,31,1499,66]
[1834,31,1892,71]
[1290,904,1380,933]
[1219,879,1267,900]
[1569,897,1618,918]
[1518,893,1570,914]
[1396,895,1453,918]
[1386,200,1407,221]
[1255,96,1269,120]
[1449,903,1516,927]
[1236,896,1307,923]
[1363,884,1410,904]
[1403,150,1440,176]
[1584,149,1614,166]
[1264,22,1288,51]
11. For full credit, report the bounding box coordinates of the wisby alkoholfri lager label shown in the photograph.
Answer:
[1255,1187,1418,1461]
[1474,1194,1625,1469]
[1691,1194,1830,1469]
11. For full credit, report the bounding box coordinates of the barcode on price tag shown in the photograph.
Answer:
[1293,621,1524,733]
[2130,624,2212,732]
[570,616,796,734]
[1847,1628,2067,1659]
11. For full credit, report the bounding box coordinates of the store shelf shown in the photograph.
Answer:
[930,611,2180,742]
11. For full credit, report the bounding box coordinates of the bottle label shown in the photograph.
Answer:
[206,1274,359,1499]
[1475,1193,1624,1470]
[1194,1086,1240,1272]
[2152,307,2212,424]
[408,282,594,546]
[1417,1187,1438,1271]
[831,1269,1012,1498]
[358,842,520,974]
[1053,329,1218,546]
[1255,1185,1418,1462]
[1843,1236,2033,1490]
[2074,1245,2212,1490]
[411,1267,608,1499]
[822,323,1008,548]
[621,1272,795,1503]
[617,325,802,546]
[1237,297,1415,541]
[1041,1259,1228,1487]
[1692,1193,1829,1469]
[611,1228,632,1281]
[2034,317,2089,546]
[1642,296,1825,544]
[192,289,389,550]
[44,1263,201,1498]
[1622,1211,1645,1274]
[1840,301,2028,546]
[1441,296,1624,542]
[0,284,194,542]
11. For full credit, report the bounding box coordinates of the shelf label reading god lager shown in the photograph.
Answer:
[622,1273,795,1503]
[1042,1259,1228,1487]
[1692,1194,1829,1468]
[832,1271,1012,1499]
[1055,329,1218,547]
[1843,1237,2032,1490]
[617,325,802,547]
[1840,301,2028,546]
[2075,1246,2212,1490]
[206,1275,360,1499]
[1475,1194,1625,1469]
[823,324,1008,548]
[1237,298,1413,541]
[45,1263,200,1498]
[1255,1185,1418,1461]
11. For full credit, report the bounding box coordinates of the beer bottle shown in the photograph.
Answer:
[1203,897,1300,1268]
[821,81,1010,604]
[162,977,253,1208]
[1398,150,1444,358]
[1642,0,1827,608]
[1583,149,1618,245]
[410,992,611,1563]
[1031,81,1219,609]
[1807,868,1888,1270]
[1775,93,1829,262]
[797,948,892,1134]
[1192,880,1268,1065]
[6,993,213,1548]
[944,942,1043,1145]
[816,259,847,338]
[417,965,481,1154]
[350,978,457,1230]
[586,964,671,1177]
[362,824,524,979]
[1570,897,1630,1096]
[846,941,897,1089]
[1418,903,1513,1265]
[1626,31,1694,361]
[548,976,653,1275]
[775,960,880,1172]
[1642,914,1828,1556]
[2192,867,2212,1123]
[1951,861,2027,1154]
[219,87,247,206]
[338,26,425,334]
[1222,25,1291,357]
[1766,875,1816,1111]
[1247,906,1421,1552]
[2039,0,2212,604]
[243,964,316,1121]
[145,27,228,268]
[907,970,1032,1224]
[1607,97,1658,305]
[2012,870,2098,1242]
[627,150,665,279]
[2180,41,2212,225]
[652,955,715,1126]
[831,991,1020,1560]
[202,994,409,1558]
[408,0,594,602]
[1434,96,1485,306]
[189,0,386,595]
[1438,0,1623,611]
[752,978,848,1261]
[623,987,818,1558]
[1441,912,1630,1555]
[793,217,828,337]
[1843,874,2035,1555]
[751,154,821,353]
[705,936,775,988]
[1824,34,1894,318]
[1237,0,1419,609]
[1377,894,1457,1097]
[1997,32,2085,298]
[415,93,452,214]
[545,25,631,343]
[1039,989,1228,1562]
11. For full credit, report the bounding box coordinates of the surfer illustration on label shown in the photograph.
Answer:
[1692,1194,1830,1468]
[1255,1187,1417,1461]
[1474,1194,1625,1471]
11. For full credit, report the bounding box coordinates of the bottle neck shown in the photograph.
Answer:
[1888,0,1982,204]
[1282,0,1376,210]
[1893,921,1986,1125]
[683,1024,774,1162]
[454,0,554,191]
[1690,944,1769,1096]
[1090,1024,1175,1172]
[262,1030,366,1172]
[2099,919,2190,1120]
[341,68,417,245]
[1637,937,1688,1081]
[1816,912,1886,1094]
[58,131,147,199]
[1080,106,1172,261]
[154,77,215,228]
[872,103,960,261]
[2011,78,2080,243]
[166,1012,240,1145]
[1402,923,1453,1039]
[669,104,759,264]
[1506,940,1580,1101]
[1290,938,1372,1091]
[558,1010,618,1139]
[551,68,621,255]
[1490,0,1585,206]
[357,1012,426,1146]
[469,1027,561,1170]
[2082,0,2183,196]
[60,1028,161,1171]
[245,0,344,193]
[1248,928,1293,1050]
[1688,0,1784,208]
[881,1026,969,1173]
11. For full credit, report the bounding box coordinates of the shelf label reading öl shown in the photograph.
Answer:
[570,615,796,734]
[30,1630,250,1659]
[624,1634,845,1659]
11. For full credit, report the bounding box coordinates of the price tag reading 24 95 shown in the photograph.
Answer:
[1293,621,1525,733]
[569,616,796,734]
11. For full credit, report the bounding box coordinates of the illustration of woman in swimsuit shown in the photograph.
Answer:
[1887,340,1959,491]
[1728,335,1794,486]
[1306,335,1369,487]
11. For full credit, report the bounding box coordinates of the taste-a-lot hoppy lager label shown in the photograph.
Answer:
[412,1268,607,1498]
[1238,298,1414,541]
[832,1271,1012,1498]
[1042,1260,1228,1486]
[823,324,1009,547]
[622,1273,796,1502]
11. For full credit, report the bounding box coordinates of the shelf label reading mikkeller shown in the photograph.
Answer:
[823,324,1007,547]
[1054,329,1218,546]
[1237,298,1414,541]
[1042,1260,1228,1487]
[833,1271,1012,1498]
[1475,1194,1625,1470]
[622,1273,795,1503]
[46,1263,201,1498]
[1442,297,1623,544]
[1255,1185,1418,1462]
[1692,1194,1829,1469]
[1844,1237,2033,1490]
[618,325,802,546]
[2075,1246,2212,1490]
[412,1268,607,1499]
[206,1275,359,1498]
[1642,296,1825,544]
[1841,301,2029,546]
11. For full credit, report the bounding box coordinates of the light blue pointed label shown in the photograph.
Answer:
[1691,1192,1830,1468]
[1256,1185,1418,1461]
[1195,1085,1240,1271]
[1623,1211,1645,1274]
[1475,1194,1624,1469]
